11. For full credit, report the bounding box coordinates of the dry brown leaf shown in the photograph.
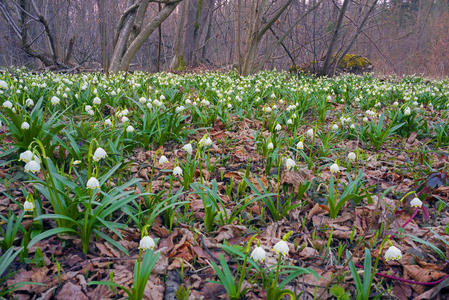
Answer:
[55,281,88,300]
[214,224,247,243]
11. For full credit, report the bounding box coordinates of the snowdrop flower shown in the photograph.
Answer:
[93,147,107,161]
[363,117,368,122]
[87,109,94,116]
[160,95,165,101]
[86,177,100,189]
[267,142,274,150]
[104,118,112,126]
[73,160,81,165]
[393,101,399,107]
[347,152,356,162]
[201,99,210,106]
[139,97,147,104]
[159,155,169,165]
[331,124,339,131]
[284,158,296,170]
[273,240,289,256]
[296,141,304,150]
[263,106,272,113]
[24,200,34,212]
[25,98,34,107]
[250,246,266,262]
[182,143,193,155]
[404,107,411,116]
[410,197,422,208]
[139,236,156,250]
[121,116,129,123]
[173,166,183,176]
[306,128,314,138]
[126,125,134,133]
[330,162,340,174]
[153,99,163,107]
[350,123,356,129]
[275,124,282,131]
[384,246,402,261]
[200,135,213,147]
[19,151,33,163]
[51,96,60,105]
[93,97,101,105]
[287,119,293,125]
[176,106,185,113]
[146,102,153,109]
[24,160,41,174]
[21,122,30,130]
[0,80,8,89]
[3,100,12,109]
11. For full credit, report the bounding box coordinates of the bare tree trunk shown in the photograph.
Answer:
[320,0,350,76]
[97,0,108,72]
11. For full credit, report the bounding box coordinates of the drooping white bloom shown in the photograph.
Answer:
[51,96,60,105]
[176,106,185,113]
[24,200,34,212]
[0,80,8,89]
[19,150,34,163]
[284,158,296,170]
[126,125,134,133]
[347,152,356,162]
[21,122,30,130]
[173,166,183,176]
[24,160,41,174]
[25,98,34,107]
[104,118,112,126]
[93,147,107,161]
[250,246,266,262]
[93,97,101,105]
[273,240,289,256]
[410,197,422,208]
[331,124,339,131]
[384,246,402,261]
[267,142,274,150]
[139,97,147,104]
[404,107,411,116]
[306,128,314,138]
[3,100,12,109]
[263,106,272,113]
[86,177,100,189]
[330,162,340,174]
[121,116,129,123]
[363,117,369,122]
[159,155,169,165]
[296,141,304,150]
[182,143,193,155]
[275,124,282,131]
[87,109,94,116]
[139,236,156,250]
[200,135,213,147]
[287,119,293,125]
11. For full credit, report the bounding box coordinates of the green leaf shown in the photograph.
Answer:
[28,227,77,249]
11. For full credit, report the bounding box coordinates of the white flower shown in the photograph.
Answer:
[275,124,282,131]
[176,106,185,113]
[25,98,34,107]
[3,100,12,109]
[121,116,129,123]
[284,158,296,170]
[250,246,266,262]
[182,143,193,155]
[404,107,411,116]
[21,122,30,130]
[126,125,134,133]
[139,236,155,250]
[86,177,100,189]
[87,109,94,116]
[93,97,101,105]
[93,147,107,161]
[0,80,8,89]
[263,106,272,113]
[273,240,289,256]
[173,166,183,176]
[104,118,112,126]
[410,197,422,208]
[330,163,339,174]
[393,101,399,106]
[19,150,34,163]
[363,117,368,122]
[296,141,304,150]
[331,124,339,131]
[139,97,147,104]
[267,142,274,150]
[159,155,169,165]
[384,246,402,261]
[51,96,60,105]
[85,105,92,112]
[306,128,314,138]
[347,152,356,162]
[287,119,293,125]
[200,135,213,147]
[24,160,41,174]
[24,200,34,212]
